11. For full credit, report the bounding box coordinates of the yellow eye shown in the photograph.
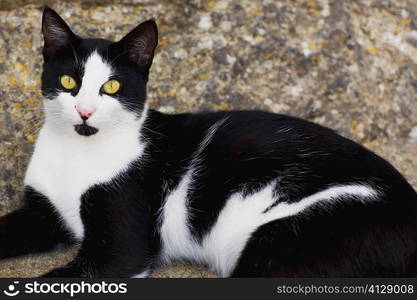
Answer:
[102,79,121,94]
[60,75,77,90]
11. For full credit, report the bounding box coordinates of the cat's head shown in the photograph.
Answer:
[40,7,158,137]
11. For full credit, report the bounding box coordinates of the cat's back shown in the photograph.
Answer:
[149,109,403,178]
[148,109,416,201]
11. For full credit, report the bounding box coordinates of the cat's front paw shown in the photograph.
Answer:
[0,247,9,259]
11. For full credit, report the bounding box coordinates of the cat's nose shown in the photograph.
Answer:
[76,106,96,121]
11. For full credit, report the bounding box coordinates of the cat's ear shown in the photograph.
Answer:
[42,7,76,57]
[115,20,158,70]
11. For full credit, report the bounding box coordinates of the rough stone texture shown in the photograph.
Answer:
[1,0,417,277]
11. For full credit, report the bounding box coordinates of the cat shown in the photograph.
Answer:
[0,6,417,278]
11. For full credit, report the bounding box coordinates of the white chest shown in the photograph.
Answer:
[24,123,145,240]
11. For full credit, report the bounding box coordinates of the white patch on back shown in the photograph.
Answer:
[202,183,378,276]
[158,118,228,264]
[159,177,378,277]
[158,168,201,262]
[202,184,278,276]
[25,51,148,240]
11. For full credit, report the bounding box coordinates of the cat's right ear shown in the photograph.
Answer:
[42,7,76,58]
[113,20,158,71]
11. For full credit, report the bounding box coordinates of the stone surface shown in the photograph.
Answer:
[1,0,417,277]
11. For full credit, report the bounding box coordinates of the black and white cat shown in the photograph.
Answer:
[1,7,417,278]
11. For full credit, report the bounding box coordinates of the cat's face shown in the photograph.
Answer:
[40,7,158,137]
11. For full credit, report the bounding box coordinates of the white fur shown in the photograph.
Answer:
[158,118,228,263]
[132,269,150,278]
[24,52,148,240]
[158,168,201,262]
[202,183,378,276]
[159,180,378,277]
[202,184,278,276]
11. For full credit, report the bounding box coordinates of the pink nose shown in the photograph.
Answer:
[76,107,95,120]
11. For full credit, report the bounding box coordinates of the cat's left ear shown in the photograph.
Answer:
[42,7,76,58]
[114,19,158,70]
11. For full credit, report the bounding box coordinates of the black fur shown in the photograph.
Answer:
[1,7,417,278]
[74,123,98,136]
[0,187,73,259]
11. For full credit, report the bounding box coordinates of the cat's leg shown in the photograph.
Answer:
[41,224,155,278]
[41,253,154,278]
[230,198,417,277]
[41,258,153,278]
[0,187,74,259]
[41,240,154,278]
[41,184,156,278]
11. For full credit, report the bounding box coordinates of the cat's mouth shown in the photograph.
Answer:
[74,123,99,136]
